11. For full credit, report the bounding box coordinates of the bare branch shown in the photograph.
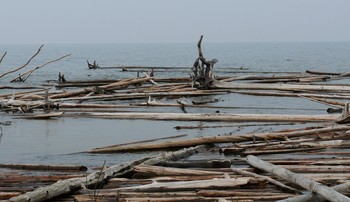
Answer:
[0,52,7,65]
[10,53,71,82]
[0,45,44,79]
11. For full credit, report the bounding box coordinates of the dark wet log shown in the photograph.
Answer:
[0,164,87,172]
[306,70,341,76]
[155,159,232,168]
[88,125,350,153]
[87,60,99,69]
[246,155,350,202]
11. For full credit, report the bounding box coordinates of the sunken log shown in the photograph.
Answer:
[246,155,350,202]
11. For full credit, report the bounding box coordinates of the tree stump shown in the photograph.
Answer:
[190,35,218,89]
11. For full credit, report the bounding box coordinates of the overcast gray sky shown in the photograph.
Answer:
[1,0,349,44]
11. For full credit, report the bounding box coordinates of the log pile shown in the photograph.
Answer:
[2,36,350,201]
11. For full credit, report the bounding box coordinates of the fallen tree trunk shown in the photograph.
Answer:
[88,125,350,153]
[82,112,338,122]
[0,163,87,172]
[278,181,350,202]
[115,177,253,192]
[246,155,350,202]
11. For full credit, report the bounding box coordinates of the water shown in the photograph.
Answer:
[1,42,350,169]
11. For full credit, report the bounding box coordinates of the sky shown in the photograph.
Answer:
[1,0,350,44]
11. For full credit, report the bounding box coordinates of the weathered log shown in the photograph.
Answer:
[0,163,87,172]
[8,157,147,202]
[278,181,350,202]
[9,146,203,202]
[82,112,337,122]
[142,145,206,165]
[115,177,253,192]
[133,165,224,177]
[246,155,350,202]
[230,167,300,193]
[211,80,350,92]
[88,125,350,153]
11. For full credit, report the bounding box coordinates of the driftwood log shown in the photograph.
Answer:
[9,146,204,202]
[278,181,350,202]
[88,125,350,153]
[246,155,350,202]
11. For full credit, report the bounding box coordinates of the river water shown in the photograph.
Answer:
[1,42,350,169]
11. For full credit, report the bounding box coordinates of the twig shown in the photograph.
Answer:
[0,45,44,79]
[10,53,71,82]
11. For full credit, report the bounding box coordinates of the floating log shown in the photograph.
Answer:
[155,159,232,168]
[88,125,350,153]
[246,155,350,202]
[0,164,87,172]
[81,112,338,122]
[116,177,254,192]
[19,112,64,119]
[279,181,350,202]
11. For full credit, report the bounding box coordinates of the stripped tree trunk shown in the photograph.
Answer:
[246,155,350,202]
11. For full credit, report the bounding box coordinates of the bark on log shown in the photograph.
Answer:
[88,125,350,153]
[246,155,350,202]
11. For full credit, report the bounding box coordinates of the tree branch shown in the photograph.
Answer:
[0,45,44,79]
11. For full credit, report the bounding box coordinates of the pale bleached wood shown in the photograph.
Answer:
[246,155,350,202]
[82,112,338,122]
[278,181,350,202]
[212,80,350,92]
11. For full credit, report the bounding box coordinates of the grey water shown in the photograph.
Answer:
[1,42,350,169]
